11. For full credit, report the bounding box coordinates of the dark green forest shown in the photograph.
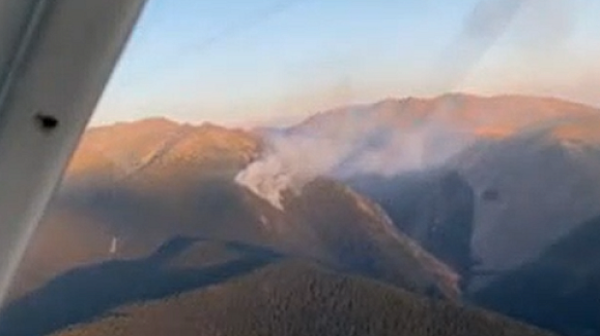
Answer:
[56,260,555,336]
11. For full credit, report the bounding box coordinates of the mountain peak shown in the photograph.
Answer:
[68,118,260,182]
[295,93,598,134]
[94,117,179,131]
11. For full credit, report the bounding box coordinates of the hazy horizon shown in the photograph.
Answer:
[91,0,600,126]
[90,91,600,129]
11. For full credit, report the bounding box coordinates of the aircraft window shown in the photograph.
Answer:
[2,1,600,335]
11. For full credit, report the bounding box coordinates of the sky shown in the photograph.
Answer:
[91,0,600,127]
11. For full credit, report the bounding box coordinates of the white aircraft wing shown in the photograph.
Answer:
[0,0,147,306]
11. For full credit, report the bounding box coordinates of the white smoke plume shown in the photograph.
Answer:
[235,103,473,209]
[235,0,584,210]
[235,129,358,210]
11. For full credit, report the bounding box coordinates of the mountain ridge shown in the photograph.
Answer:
[8,92,600,336]
[49,259,556,336]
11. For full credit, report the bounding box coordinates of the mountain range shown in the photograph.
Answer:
[3,93,600,336]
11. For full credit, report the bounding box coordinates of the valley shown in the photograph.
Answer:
[3,94,600,336]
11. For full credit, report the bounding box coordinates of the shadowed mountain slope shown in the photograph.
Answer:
[51,260,555,336]
[11,118,457,301]
[473,213,600,336]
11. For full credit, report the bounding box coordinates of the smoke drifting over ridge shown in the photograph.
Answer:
[235,0,589,210]
[235,102,473,209]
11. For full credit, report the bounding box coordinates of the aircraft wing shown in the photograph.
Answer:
[0,0,147,306]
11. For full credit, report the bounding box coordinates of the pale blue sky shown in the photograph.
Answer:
[92,0,600,126]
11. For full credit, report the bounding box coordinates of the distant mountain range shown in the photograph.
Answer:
[5,93,600,336]
[268,93,598,178]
